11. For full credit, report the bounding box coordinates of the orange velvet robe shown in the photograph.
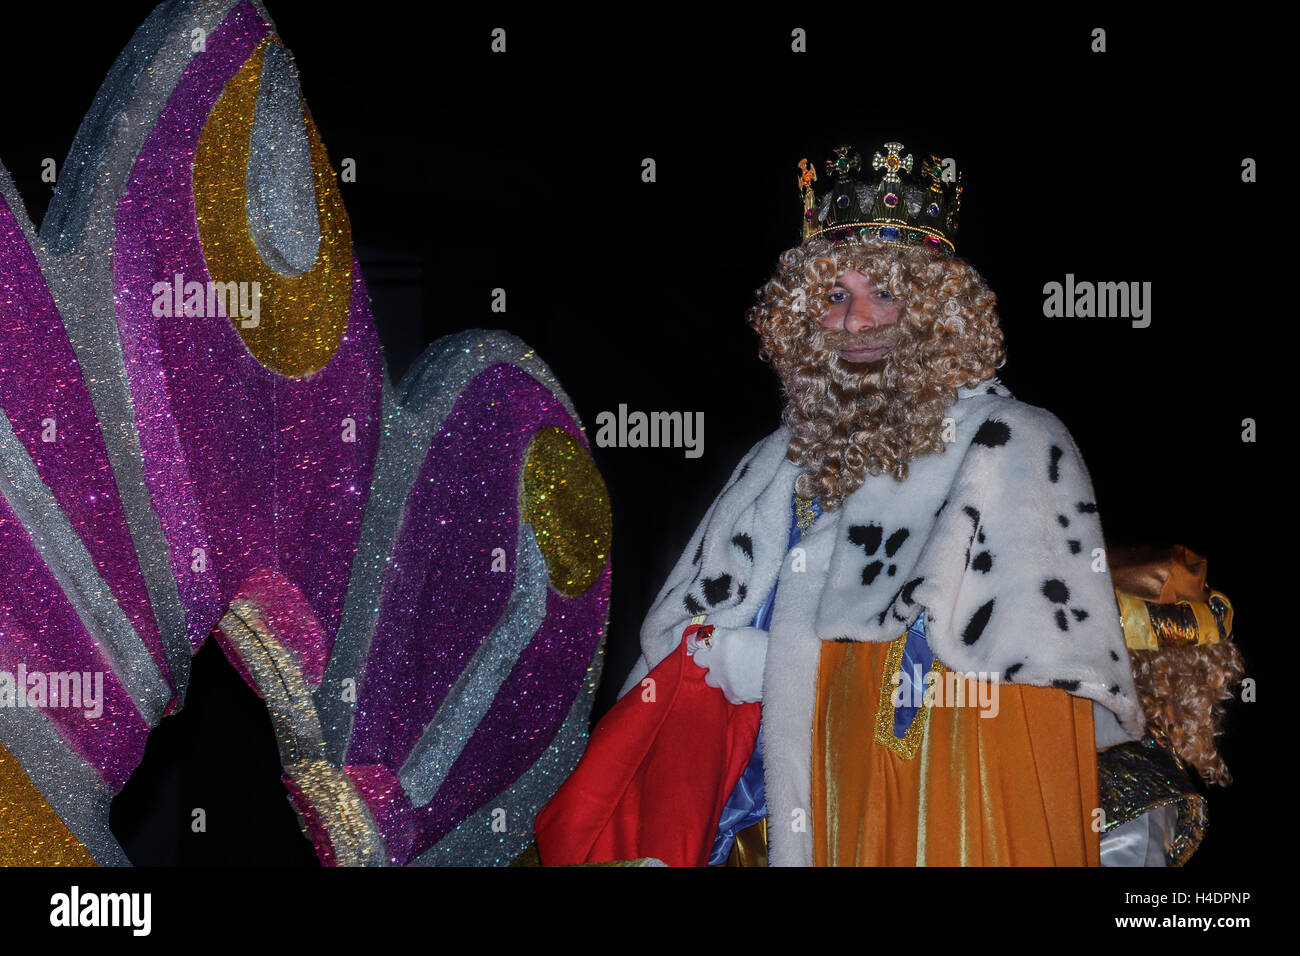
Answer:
[811,634,1101,866]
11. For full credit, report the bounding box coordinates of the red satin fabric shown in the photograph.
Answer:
[534,636,761,867]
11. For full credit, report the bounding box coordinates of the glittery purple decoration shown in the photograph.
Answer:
[346,364,610,862]
[0,192,168,685]
[113,2,381,664]
[0,197,154,787]
[345,566,611,864]
[0,0,609,862]
[424,574,609,846]
[0,498,148,789]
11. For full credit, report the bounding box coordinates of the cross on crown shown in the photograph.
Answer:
[872,142,913,185]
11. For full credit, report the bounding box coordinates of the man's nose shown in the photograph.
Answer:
[845,301,890,334]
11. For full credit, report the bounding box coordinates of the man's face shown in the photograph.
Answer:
[818,270,903,364]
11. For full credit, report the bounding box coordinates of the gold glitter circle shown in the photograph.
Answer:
[521,428,611,598]
[194,40,352,377]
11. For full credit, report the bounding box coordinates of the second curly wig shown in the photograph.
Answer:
[1130,640,1245,785]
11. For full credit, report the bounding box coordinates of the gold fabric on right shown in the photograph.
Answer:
[725,818,768,868]
[812,638,1100,866]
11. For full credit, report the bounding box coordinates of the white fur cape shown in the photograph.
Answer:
[619,377,1145,866]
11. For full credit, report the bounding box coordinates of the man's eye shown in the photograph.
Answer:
[828,291,847,303]
[877,290,893,300]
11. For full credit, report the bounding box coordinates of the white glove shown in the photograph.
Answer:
[690,626,768,704]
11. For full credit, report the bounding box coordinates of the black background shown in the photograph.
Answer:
[0,0,1275,927]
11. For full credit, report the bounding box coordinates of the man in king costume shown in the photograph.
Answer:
[544,142,1149,867]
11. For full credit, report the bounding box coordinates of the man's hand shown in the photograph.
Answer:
[690,627,768,705]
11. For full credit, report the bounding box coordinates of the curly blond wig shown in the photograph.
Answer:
[746,238,1006,510]
[1130,640,1246,785]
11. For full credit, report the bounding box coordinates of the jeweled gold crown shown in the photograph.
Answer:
[797,142,962,254]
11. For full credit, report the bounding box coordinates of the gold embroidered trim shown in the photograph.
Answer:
[1098,731,1209,867]
[795,496,817,533]
[873,631,944,760]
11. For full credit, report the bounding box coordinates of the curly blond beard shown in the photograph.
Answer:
[747,239,1006,511]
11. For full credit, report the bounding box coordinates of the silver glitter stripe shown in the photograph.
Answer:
[0,708,132,866]
[38,0,197,253]
[399,522,550,807]
[219,600,387,866]
[23,0,258,703]
[47,343,193,703]
[0,411,169,723]
[247,42,321,276]
[411,558,608,867]
[408,657,603,867]
[315,380,413,763]
[318,330,587,762]
[40,0,249,256]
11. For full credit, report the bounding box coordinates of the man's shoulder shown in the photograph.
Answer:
[947,387,1100,499]
[706,425,795,505]
[953,382,1076,448]
[732,425,792,472]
